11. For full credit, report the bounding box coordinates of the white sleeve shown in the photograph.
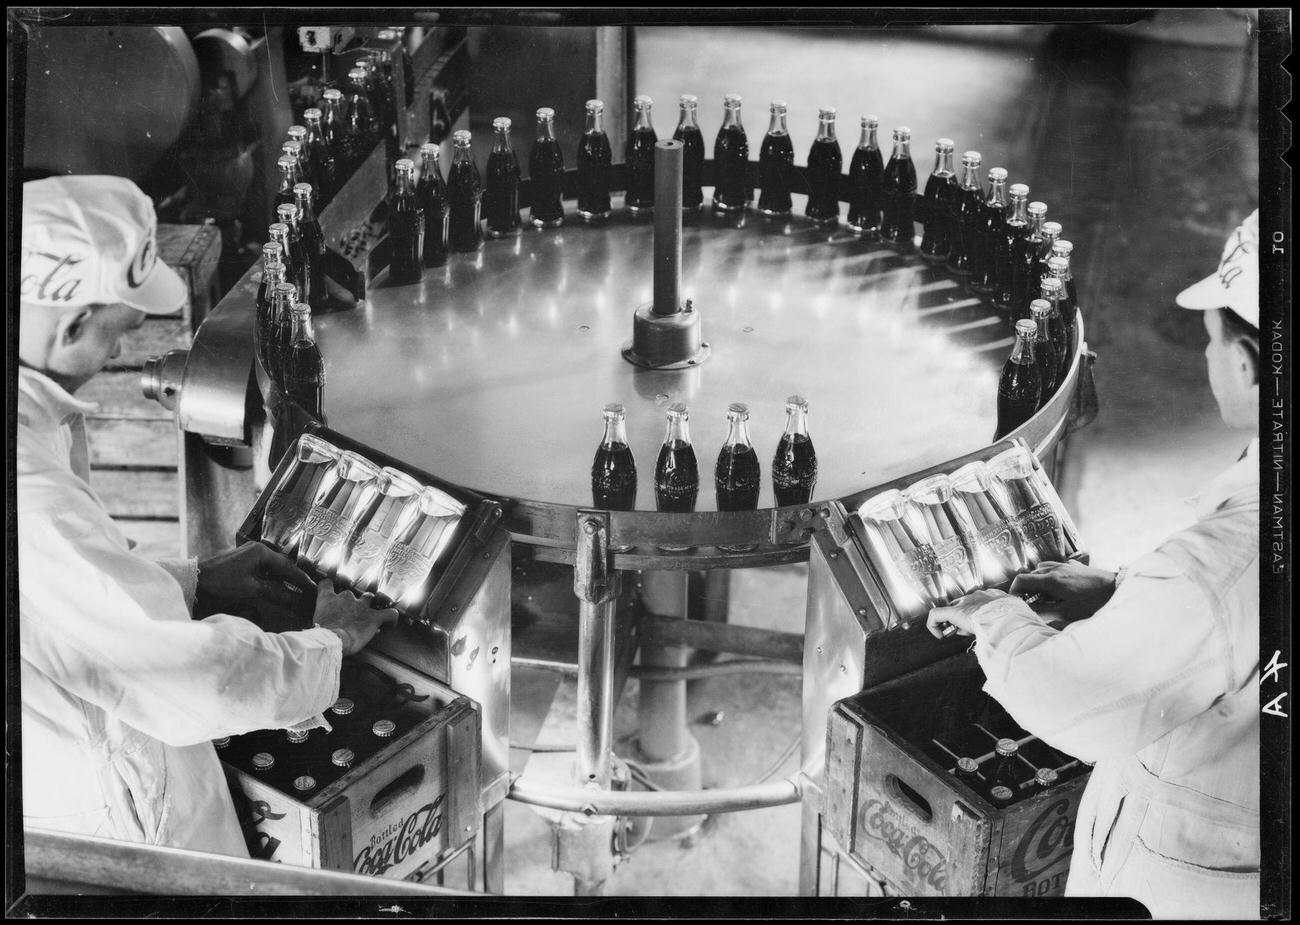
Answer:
[968,549,1226,762]
[155,557,200,612]
[18,479,342,748]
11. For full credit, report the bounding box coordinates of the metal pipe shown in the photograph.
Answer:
[652,139,683,316]
[637,569,689,761]
[508,775,802,816]
[632,659,801,682]
[575,597,616,787]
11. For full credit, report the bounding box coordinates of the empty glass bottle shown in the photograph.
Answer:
[757,100,794,217]
[654,402,699,514]
[993,183,1031,310]
[341,66,378,169]
[447,130,483,252]
[484,117,522,238]
[805,108,842,226]
[387,158,424,284]
[878,127,917,248]
[673,94,706,212]
[626,95,658,214]
[712,94,751,212]
[918,138,958,263]
[591,403,637,510]
[946,151,983,275]
[846,116,884,237]
[772,395,817,506]
[994,319,1042,440]
[529,107,565,228]
[969,167,1008,294]
[292,184,327,313]
[417,143,450,266]
[577,99,613,221]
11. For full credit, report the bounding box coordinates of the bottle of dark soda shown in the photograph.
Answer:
[591,402,637,510]
[846,115,884,237]
[1037,221,1062,283]
[654,402,699,514]
[946,151,983,275]
[805,108,842,226]
[673,94,706,212]
[285,302,326,422]
[918,138,958,263]
[715,403,762,511]
[878,127,917,248]
[484,117,522,238]
[447,130,484,253]
[1040,273,1072,378]
[712,94,751,213]
[360,50,396,154]
[994,319,1042,440]
[1049,241,1079,319]
[989,738,1025,801]
[1028,299,1060,405]
[274,155,302,218]
[772,395,818,506]
[267,281,299,389]
[577,99,613,222]
[287,126,312,187]
[255,242,286,374]
[341,66,377,169]
[1019,201,1048,314]
[387,158,424,284]
[293,184,327,312]
[757,100,795,218]
[270,215,309,309]
[302,109,337,203]
[626,95,658,215]
[319,89,345,165]
[993,183,1030,311]
[417,143,450,266]
[529,107,566,228]
[969,167,1008,294]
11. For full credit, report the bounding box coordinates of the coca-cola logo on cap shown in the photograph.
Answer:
[21,247,86,303]
[127,228,158,289]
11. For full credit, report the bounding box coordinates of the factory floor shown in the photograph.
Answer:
[494,15,1260,897]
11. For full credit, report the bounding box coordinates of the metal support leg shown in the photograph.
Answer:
[481,801,505,894]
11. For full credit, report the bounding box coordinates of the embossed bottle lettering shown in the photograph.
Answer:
[371,486,467,610]
[297,451,382,576]
[335,467,424,591]
[261,435,342,556]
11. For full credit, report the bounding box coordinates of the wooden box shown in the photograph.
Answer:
[221,649,481,881]
[823,653,1090,898]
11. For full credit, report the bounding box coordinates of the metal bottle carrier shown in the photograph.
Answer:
[799,438,1091,897]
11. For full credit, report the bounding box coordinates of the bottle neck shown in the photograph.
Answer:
[784,407,809,437]
[293,193,316,221]
[677,105,699,130]
[767,111,788,137]
[1007,196,1028,224]
[816,117,836,143]
[724,417,752,448]
[721,106,742,130]
[664,415,691,446]
[934,149,955,177]
[492,128,511,153]
[453,143,473,166]
[1027,212,1045,239]
[537,116,557,141]
[585,110,605,135]
[986,179,1007,205]
[1011,332,1035,364]
[304,117,322,137]
[602,416,629,447]
[263,261,285,284]
[1041,285,1062,310]
[420,152,441,180]
[290,311,315,346]
[395,169,416,194]
[634,107,654,132]
[891,138,911,160]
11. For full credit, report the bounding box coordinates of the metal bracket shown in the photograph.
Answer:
[574,510,614,605]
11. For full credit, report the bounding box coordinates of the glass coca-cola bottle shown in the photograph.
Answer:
[1019,201,1048,313]
[805,108,842,226]
[757,100,794,218]
[529,107,565,228]
[319,89,345,166]
[341,66,378,169]
[993,183,1030,310]
[270,216,308,309]
[1049,242,1078,322]
[772,395,817,505]
[846,115,884,237]
[654,402,699,514]
[919,138,958,263]
[1037,221,1062,283]
[484,116,522,238]
[274,155,302,217]
[591,402,637,510]
[447,130,483,253]
[994,319,1042,440]
[293,184,327,313]
[255,242,285,374]
[673,94,705,212]
[712,94,751,213]
[878,127,917,248]
[417,143,449,266]
[715,402,761,511]
[387,158,424,284]
[626,95,657,214]
[989,738,1025,802]
[946,151,983,275]
[577,99,613,222]
[267,281,299,389]
[969,167,1008,294]
[285,302,325,422]
[286,125,312,187]
[302,108,337,202]
[1028,299,1060,405]
[1039,276,1070,381]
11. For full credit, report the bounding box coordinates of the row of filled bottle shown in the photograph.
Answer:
[592,397,819,518]
[993,286,1077,439]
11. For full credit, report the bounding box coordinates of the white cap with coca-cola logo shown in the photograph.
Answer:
[21,175,187,315]
[1175,209,1259,329]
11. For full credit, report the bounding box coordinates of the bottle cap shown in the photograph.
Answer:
[293,183,314,199]
[603,402,626,417]
[634,95,653,108]
[1047,256,1070,274]
[771,100,788,113]
[666,401,689,418]
[726,402,750,418]
[1041,221,1063,237]
[212,736,231,749]
[995,738,1019,757]
[988,167,1009,181]
[894,126,912,139]
[262,242,283,259]
[287,125,307,141]
[785,394,808,412]
[1015,318,1038,337]
[322,88,343,101]
[1041,277,1064,294]
[268,222,289,239]
[372,719,397,738]
[586,99,604,113]
[679,93,698,105]
[962,150,982,165]
[935,137,955,151]
[492,116,511,132]
[252,752,275,771]
[330,697,355,715]
[723,93,743,106]
[956,756,979,774]
[276,203,299,221]
[1029,298,1052,316]
[293,775,317,791]
[332,748,356,768]
[991,785,1015,802]
[1051,240,1074,257]
[287,728,310,743]
[1028,201,1047,217]
[536,107,555,121]
[420,142,440,157]
[1009,183,1030,198]
[862,114,878,127]
[395,158,415,172]
[290,301,312,317]
[277,155,297,171]
[275,281,299,298]
[348,67,367,80]
[452,129,472,146]
[1035,767,1059,787]
[303,107,322,120]
[818,107,836,119]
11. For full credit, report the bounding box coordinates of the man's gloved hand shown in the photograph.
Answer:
[1009,559,1119,617]
[196,542,316,622]
[312,580,400,656]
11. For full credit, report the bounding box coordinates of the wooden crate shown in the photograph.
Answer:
[221,649,482,882]
[824,654,1090,898]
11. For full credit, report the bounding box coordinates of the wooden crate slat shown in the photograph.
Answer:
[104,318,193,372]
[87,418,180,468]
[90,468,180,519]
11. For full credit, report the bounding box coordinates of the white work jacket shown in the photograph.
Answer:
[968,440,1260,919]
[17,366,343,857]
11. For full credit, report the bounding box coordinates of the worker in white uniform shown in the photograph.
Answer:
[18,175,399,857]
[928,210,1261,920]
